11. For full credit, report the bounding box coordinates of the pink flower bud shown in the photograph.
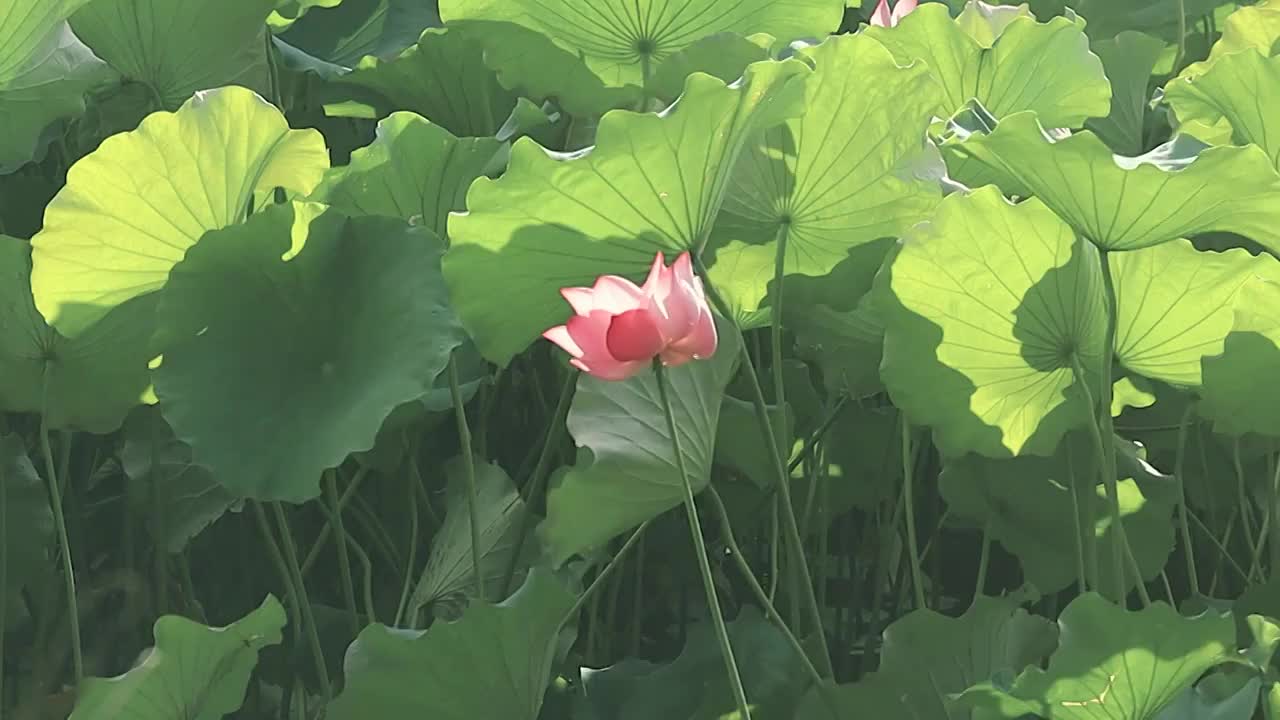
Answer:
[869,0,918,27]
[542,252,719,380]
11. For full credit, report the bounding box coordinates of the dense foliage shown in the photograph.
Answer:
[2,0,1280,717]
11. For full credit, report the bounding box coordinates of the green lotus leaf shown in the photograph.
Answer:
[0,21,114,172]
[153,203,465,503]
[410,457,533,614]
[310,112,502,238]
[1005,594,1234,720]
[439,0,841,113]
[1086,31,1165,155]
[1200,272,1280,437]
[331,27,516,137]
[0,435,54,609]
[120,406,240,554]
[0,236,152,433]
[703,33,941,326]
[1178,2,1280,80]
[0,0,95,81]
[940,437,1179,598]
[31,86,329,339]
[1166,50,1280,168]
[444,59,808,365]
[541,320,739,566]
[270,0,343,29]
[1112,240,1271,387]
[645,32,776,104]
[71,0,276,109]
[954,1,1034,47]
[277,0,442,67]
[1029,0,1230,42]
[69,596,286,720]
[1111,376,1156,416]
[864,3,1111,128]
[1155,676,1261,720]
[327,567,574,720]
[949,111,1280,252]
[877,187,1106,459]
[578,607,811,718]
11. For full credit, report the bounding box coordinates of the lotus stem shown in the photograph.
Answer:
[1174,404,1201,596]
[448,353,486,601]
[324,470,361,635]
[900,414,928,611]
[40,369,82,685]
[654,362,752,719]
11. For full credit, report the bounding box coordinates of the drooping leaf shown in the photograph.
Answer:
[30,86,329,339]
[1111,240,1272,388]
[947,111,1280,252]
[439,0,842,113]
[1175,2,1280,80]
[410,458,533,614]
[328,27,516,137]
[954,2,1034,47]
[541,320,740,566]
[443,59,809,365]
[309,112,502,238]
[0,235,152,433]
[864,3,1111,128]
[1154,676,1261,720]
[0,0,96,81]
[328,567,575,720]
[998,594,1235,720]
[0,20,114,173]
[1085,31,1165,155]
[69,596,287,720]
[1200,275,1280,438]
[0,434,54,608]
[153,204,465,503]
[277,0,442,67]
[120,406,240,554]
[577,607,811,719]
[703,33,942,326]
[1165,50,1280,168]
[70,0,276,109]
[877,186,1106,459]
[940,438,1179,598]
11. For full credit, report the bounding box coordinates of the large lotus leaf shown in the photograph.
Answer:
[541,320,739,566]
[1028,0,1231,42]
[328,567,574,720]
[645,32,776,104]
[702,33,941,326]
[71,0,275,109]
[1165,50,1280,169]
[0,435,54,609]
[794,675,919,720]
[996,594,1235,720]
[577,607,810,719]
[1111,240,1272,388]
[278,0,442,66]
[1086,31,1165,155]
[1155,677,1261,720]
[153,204,465,503]
[1200,275,1280,437]
[947,111,1280,252]
[309,112,502,238]
[439,0,840,111]
[0,236,152,433]
[877,187,1106,459]
[0,0,95,81]
[443,59,809,365]
[331,27,516,137]
[940,439,1179,599]
[875,596,1060,720]
[69,596,286,720]
[0,22,114,173]
[410,458,533,613]
[864,3,1111,128]
[1177,2,1280,80]
[270,0,344,29]
[30,86,329,339]
[120,406,240,554]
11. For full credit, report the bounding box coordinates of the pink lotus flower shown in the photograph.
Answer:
[869,0,918,27]
[543,252,718,381]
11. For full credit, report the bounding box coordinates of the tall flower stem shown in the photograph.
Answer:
[448,353,485,601]
[693,254,834,679]
[41,368,82,684]
[1174,405,1201,596]
[900,414,927,610]
[655,362,751,719]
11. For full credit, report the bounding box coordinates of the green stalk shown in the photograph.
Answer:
[394,465,421,627]
[706,485,823,689]
[900,414,928,611]
[564,520,650,624]
[655,362,751,718]
[1122,535,1153,608]
[1174,405,1201,596]
[974,522,991,603]
[266,503,333,702]
[0,433,7,713]
[1071,352,1125,599]
[300,467,369,579]
[1174,0,1188,73]
[693,254,834,679]
[501,371,576,597]
[40,369,82,684]
[629,532,646,656]
[1065,440,1090,593]
[1270,453,1280,580]
[324,471,360,635]
[448,354,486,601]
